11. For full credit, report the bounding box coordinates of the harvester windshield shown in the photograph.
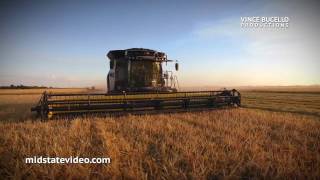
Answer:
[130,61,162,87]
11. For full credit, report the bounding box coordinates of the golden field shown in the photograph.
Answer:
[0,88,96,122]
[242,91,320,117]
[0,87,319,179]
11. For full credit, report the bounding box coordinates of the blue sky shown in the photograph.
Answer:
[0,0,319,87]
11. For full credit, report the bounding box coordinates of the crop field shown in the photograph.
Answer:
[242,91,320,116]
[0,87,319,179]
[0,88,95,122]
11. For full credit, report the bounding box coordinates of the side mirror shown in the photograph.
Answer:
[110,60,114,69]
[175,63,179,71]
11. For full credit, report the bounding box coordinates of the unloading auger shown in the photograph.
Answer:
[31,48,241,119]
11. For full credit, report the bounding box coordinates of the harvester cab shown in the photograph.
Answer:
[107,48,179,93]
[31,48,241,119]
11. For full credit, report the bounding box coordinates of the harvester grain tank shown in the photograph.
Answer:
[31,48,241,119]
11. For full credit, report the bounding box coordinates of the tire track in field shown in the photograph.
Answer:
[88,120,106,157]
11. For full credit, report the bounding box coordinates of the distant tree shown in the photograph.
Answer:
[0,84,49,89]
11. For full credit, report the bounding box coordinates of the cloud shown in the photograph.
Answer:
[179,1,320,86]
[193,18,243,39]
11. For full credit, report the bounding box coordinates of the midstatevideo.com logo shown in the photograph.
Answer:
[241,16,290,28]
[25,156,111,164]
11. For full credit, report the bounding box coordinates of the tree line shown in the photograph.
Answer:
[0,84,52,89]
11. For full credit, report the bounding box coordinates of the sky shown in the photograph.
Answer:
[0,0,319,88]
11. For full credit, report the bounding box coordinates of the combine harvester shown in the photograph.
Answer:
[31,48,241,119]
